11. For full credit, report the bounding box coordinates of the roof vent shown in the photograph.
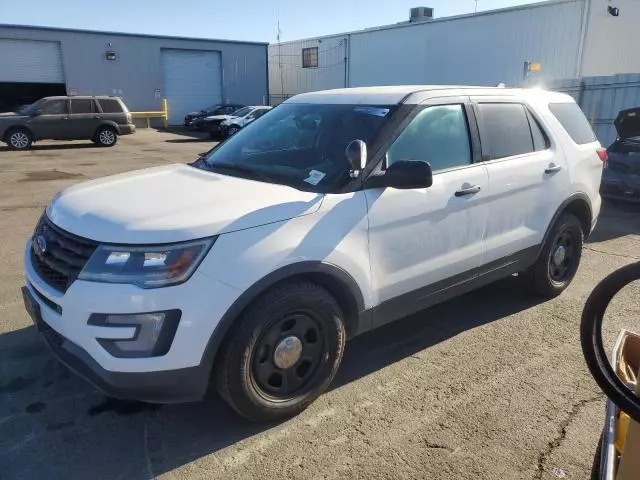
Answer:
[410,7,434,22]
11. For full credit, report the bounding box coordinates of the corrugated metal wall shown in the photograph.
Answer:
[549,73,640,145]
[349,0,584,88]
[268,35,346,103]
[268,0,586,101]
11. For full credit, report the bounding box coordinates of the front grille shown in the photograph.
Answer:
[30,216,98,293]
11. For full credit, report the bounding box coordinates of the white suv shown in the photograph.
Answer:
[22,86,604,421]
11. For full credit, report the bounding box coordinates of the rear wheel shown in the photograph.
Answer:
[6,128,32,150]
[522,213,584,297]
[215,282,346,422]
[94,126,118,147]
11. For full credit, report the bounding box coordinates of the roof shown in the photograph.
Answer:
[272,0,579,46]
[0,24,268,46]
[285,85,574,105]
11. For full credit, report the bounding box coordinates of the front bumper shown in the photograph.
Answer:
[23,240,242,403]
[23,286,208,403]
[119,124,136,135]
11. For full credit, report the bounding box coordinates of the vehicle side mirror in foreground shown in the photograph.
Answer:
[345,139,367,177]
[366,160,433,189]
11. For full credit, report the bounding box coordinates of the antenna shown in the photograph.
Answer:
[277,12,284,100]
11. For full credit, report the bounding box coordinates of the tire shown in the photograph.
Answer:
[522,213,584,297]
[227,126,240,137]
[94,126,118,147]
[215,282,346,422]
[6,128,32,150]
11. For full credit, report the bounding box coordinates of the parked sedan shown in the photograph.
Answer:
[218,106,273,138]
[601,108,640,203]
[183,104,244,128]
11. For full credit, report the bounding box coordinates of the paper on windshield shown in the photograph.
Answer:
[304,170,326,185]
[354,106,390,117]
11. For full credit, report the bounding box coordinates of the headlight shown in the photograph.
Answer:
[78,238,216,288]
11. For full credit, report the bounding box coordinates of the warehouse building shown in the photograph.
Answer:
[268,0,640,103]
[0,25,268,124]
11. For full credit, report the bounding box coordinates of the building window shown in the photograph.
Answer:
[302,47,318,68]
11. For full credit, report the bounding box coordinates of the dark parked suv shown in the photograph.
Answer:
[0,96,135,150]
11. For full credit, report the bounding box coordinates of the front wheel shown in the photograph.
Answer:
[227,125,240,137]
[215,282,346,422]
[94,127,118,147]
[521,213,584,297]
[6,128,32,150]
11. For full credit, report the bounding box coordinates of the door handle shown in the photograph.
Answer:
[94,115,102,119]
[545,163,563,174]
[455,184,482,197]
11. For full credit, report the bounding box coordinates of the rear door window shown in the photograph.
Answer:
[70,99,93,114]
[475,103,535,160]
[548,102,597,144]
[98,99,124,114]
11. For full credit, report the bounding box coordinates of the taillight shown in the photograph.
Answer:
[596,148,608,164]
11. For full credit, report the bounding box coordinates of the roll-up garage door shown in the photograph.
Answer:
[161,49,223,125]
[0,39,64,83]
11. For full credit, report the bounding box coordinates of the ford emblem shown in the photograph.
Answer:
[35,235,48,256]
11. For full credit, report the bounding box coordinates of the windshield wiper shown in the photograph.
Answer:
[207,162,280,184]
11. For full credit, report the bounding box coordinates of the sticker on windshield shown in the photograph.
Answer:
[354,106,390,117]
[304,170,326,185]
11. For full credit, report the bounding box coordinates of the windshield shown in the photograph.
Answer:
[203,105,221,113]
[18,99,45,115]
[196,103,393,191]
[231,107,253,117]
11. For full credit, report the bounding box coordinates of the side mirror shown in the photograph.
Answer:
[345,140,367,177]
[366,160,433,189]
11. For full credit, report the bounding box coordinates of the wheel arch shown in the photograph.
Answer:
[94,121,120,137]
[538,193,593,259]
[201,262,366,374]
[3,124,34,142]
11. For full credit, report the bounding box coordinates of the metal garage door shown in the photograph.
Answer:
[0,39,64,83]
[162,49,223,125]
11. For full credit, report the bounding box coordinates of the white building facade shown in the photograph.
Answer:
[269,0,640,103]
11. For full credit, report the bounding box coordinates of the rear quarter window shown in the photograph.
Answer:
[98,99,124,114]
[548,102,597,145]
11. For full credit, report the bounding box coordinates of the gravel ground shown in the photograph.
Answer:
[0,130,638,480]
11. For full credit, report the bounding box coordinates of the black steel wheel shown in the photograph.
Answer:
[522,213,584,297]
[215,282,346,422]
[548,228,578,284]
[251,312,327,400]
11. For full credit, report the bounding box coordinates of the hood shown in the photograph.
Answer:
[614,108,640,139]
[204,114,232,121]
[0,112,22,118]
[46,164,323,244]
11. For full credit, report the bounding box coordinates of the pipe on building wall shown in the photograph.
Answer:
[575,0,591,76]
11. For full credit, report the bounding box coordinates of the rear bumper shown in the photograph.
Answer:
[601,180,640,203]
[22,286,210,403]
[119,124,136,135]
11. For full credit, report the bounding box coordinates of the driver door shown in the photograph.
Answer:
[365,97,490,327]
[28,99,69,139]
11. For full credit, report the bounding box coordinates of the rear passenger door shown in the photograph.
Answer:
[68,99,100,139]
[471,98,569,268]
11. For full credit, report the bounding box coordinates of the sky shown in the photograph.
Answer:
[1,0,548,43]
